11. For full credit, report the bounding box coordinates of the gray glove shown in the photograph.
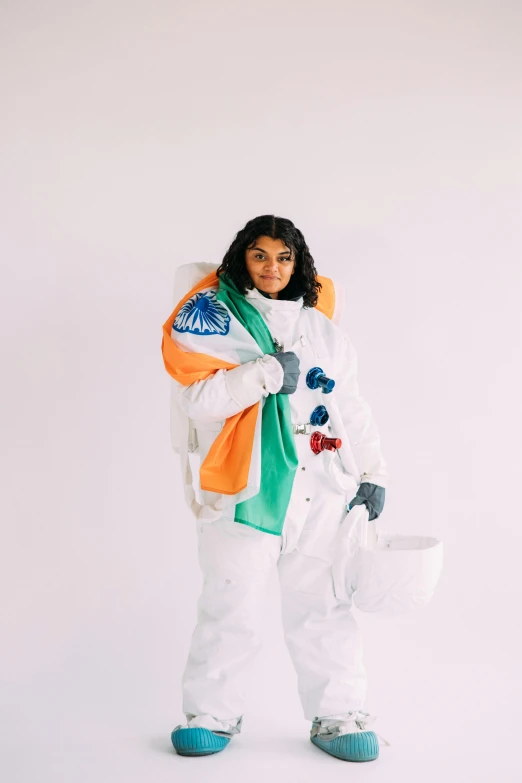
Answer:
[348,482,386,521]
[272,351,300,394]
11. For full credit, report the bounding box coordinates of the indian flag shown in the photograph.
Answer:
[161,270,335,535]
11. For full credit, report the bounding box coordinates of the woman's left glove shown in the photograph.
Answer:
[348,482,386,521]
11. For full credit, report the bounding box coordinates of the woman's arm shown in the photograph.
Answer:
[335,333,389,489]
[174,354,284,423]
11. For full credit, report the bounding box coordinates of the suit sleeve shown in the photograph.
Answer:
[173,354,284,423]
[335,332,389,488]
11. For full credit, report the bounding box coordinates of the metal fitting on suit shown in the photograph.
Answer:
[310,431,342,454]
[310,405,329,426]
[293,423,312,435]
[306,366,335,393]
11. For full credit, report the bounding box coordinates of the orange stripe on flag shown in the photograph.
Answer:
[199,404,259,494]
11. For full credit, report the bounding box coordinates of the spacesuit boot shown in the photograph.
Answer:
[170,727,231,756]
[310,711,390,762]
[170,714,241,756]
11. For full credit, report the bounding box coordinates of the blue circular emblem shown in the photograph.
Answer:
[174,290,230,336]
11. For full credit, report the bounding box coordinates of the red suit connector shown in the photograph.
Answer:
[310,431,342,454]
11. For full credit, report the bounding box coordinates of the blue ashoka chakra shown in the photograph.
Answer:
[173,290,230,336]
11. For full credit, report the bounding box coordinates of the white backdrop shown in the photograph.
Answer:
[1,1,521,781]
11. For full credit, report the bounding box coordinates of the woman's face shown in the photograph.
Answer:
[245,235,295,299]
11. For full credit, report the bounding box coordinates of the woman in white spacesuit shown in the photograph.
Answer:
[163,214,389,762]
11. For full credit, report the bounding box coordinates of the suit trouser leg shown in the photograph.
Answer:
[182,518,281,724]
[277,530,367,721]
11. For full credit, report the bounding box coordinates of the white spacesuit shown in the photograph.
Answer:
[170,281,389,737]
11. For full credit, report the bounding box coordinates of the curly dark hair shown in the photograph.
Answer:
[216,214,321,308]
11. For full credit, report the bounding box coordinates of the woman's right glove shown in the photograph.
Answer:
[271,351,301,394]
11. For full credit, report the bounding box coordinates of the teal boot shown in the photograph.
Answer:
[310,711,388,762]
[311,730,379,761]
[171,726,231,756]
